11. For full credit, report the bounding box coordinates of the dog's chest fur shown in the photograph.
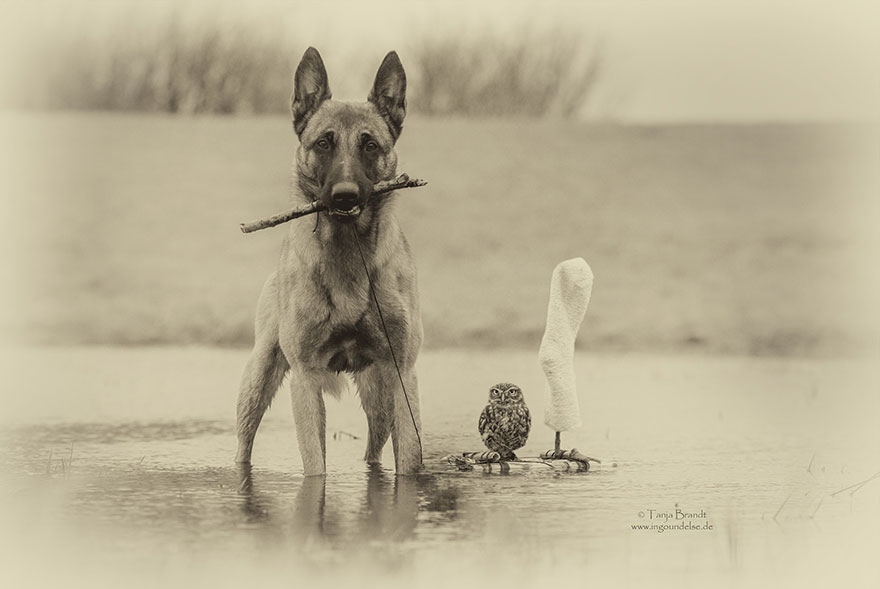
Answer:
[307,262,381,373]
[278,232,397,374]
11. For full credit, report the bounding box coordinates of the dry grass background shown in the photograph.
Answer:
[3,112,877,356]
[1,11,877,357]
[4,14,601,119]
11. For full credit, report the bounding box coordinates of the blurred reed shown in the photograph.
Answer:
[9,15,600,118]
[409,28,601,118]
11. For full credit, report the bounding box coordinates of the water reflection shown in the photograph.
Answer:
[235,462,426,549]
[291,473,328,543]
[235,463,272,525]
[361,464,420,542]
[2,351,877,585]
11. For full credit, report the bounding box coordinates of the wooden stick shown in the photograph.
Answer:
[462,451,502,463]
[239,173,427,233]
[539,448,601,463]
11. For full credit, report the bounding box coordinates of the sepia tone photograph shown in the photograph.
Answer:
[1,1,878,587]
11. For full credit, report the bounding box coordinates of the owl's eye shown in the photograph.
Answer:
[490,389,501,398]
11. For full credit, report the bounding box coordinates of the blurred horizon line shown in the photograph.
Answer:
[1,106,876,127]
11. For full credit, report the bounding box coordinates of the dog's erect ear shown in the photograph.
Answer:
[368,51,407,141]
[291,47,331,136]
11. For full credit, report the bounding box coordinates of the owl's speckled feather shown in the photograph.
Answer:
[478,383,531,460]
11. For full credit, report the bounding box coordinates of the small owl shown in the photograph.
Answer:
[478,382,531,460]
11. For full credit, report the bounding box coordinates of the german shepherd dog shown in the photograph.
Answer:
[235,48,422,476]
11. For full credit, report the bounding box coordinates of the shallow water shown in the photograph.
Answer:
[1,347,878,587]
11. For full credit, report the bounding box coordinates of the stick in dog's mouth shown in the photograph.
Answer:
[240,173,427,234]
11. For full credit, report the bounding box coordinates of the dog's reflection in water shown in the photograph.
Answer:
[235,463,426,549]
[358,463,419,542]
[236,463,274,524]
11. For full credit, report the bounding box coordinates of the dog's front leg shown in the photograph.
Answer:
[289,367,328,476]
[391,368,422,475]
[236,343,288,464]
[354,366,395,464]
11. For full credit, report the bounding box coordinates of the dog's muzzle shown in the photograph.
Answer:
[328,181,362,222]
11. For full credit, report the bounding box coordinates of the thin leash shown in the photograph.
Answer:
[350,225,423,462]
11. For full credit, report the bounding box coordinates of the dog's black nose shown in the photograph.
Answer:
[331,182,360,211]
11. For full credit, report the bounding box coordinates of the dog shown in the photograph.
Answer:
[235,47,423,476]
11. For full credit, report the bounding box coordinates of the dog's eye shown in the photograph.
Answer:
[315,137,331,151]
[363,140,378,153]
